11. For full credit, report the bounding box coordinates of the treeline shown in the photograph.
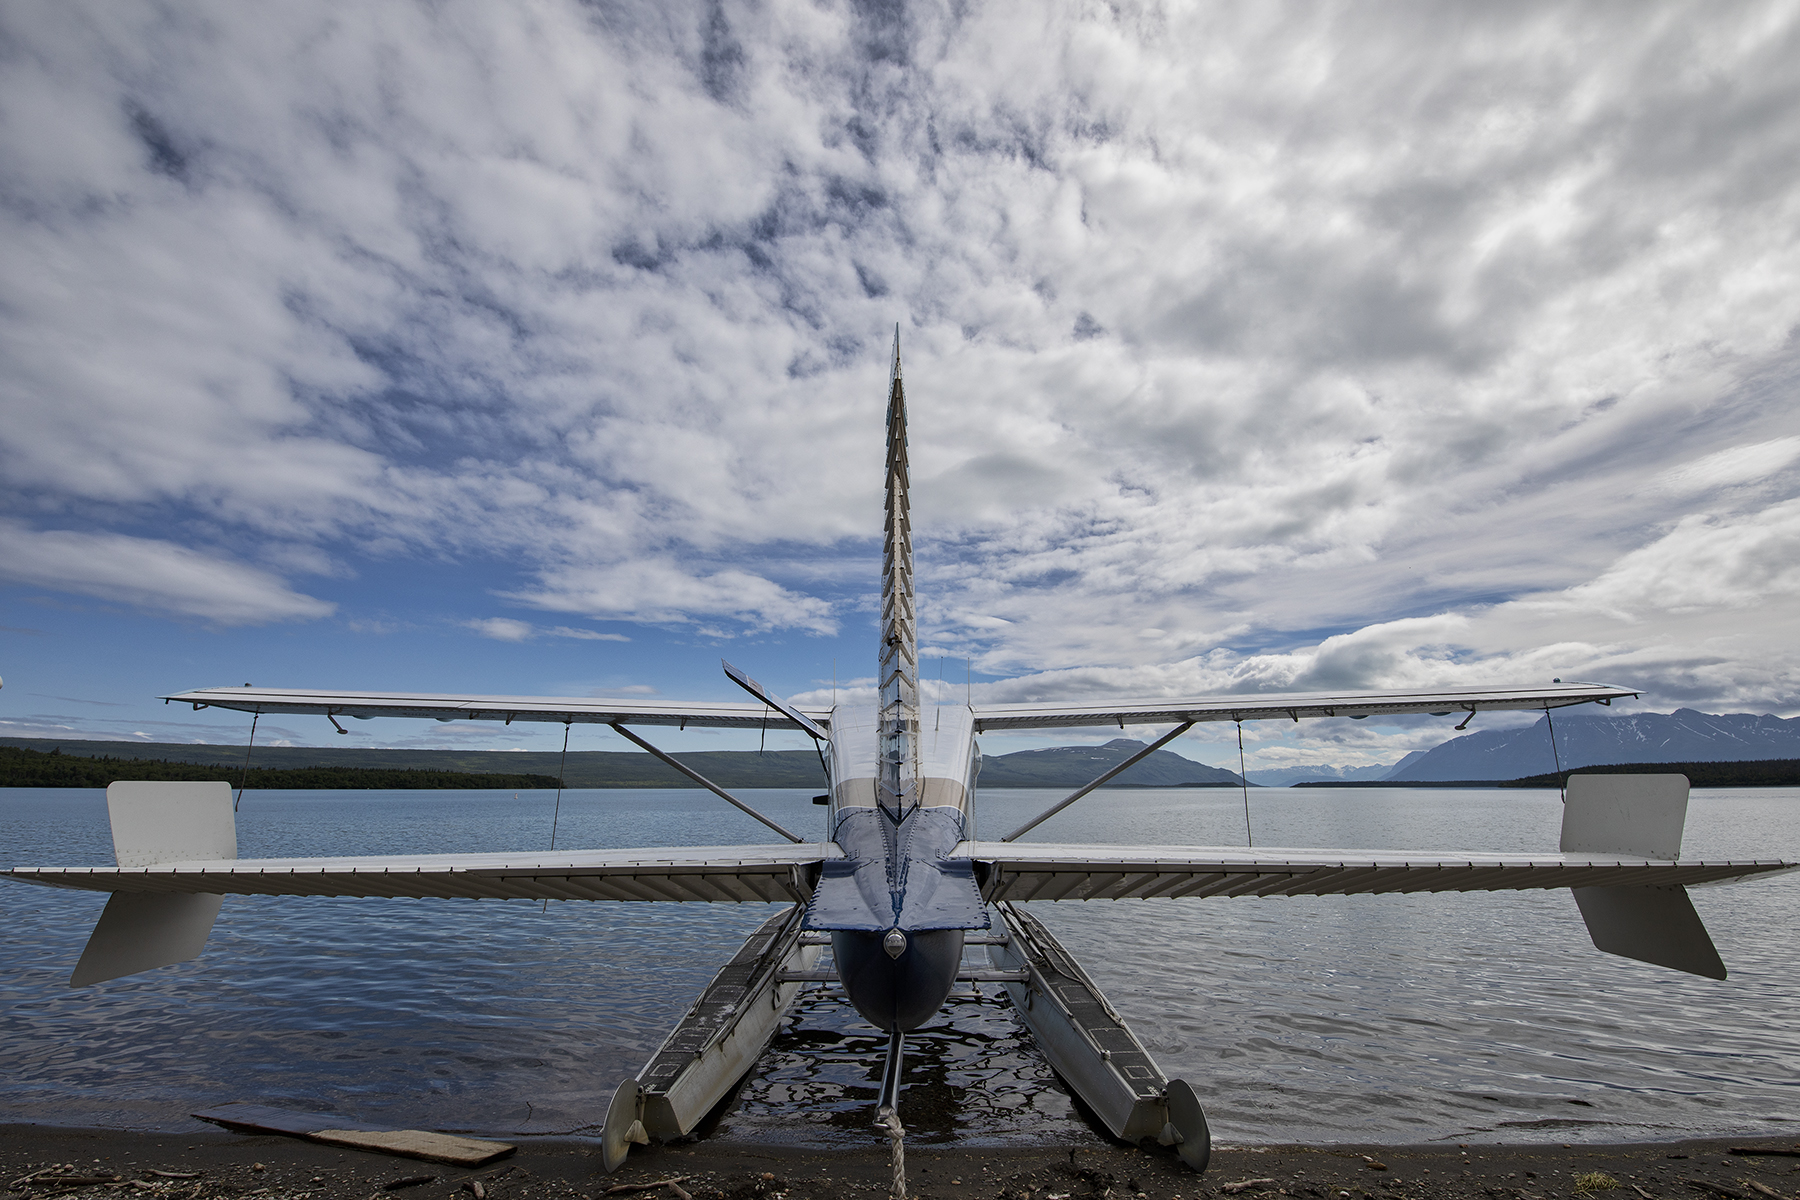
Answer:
[1506,759,1800,788]
[0,738,826,788]
[0,746,563,790]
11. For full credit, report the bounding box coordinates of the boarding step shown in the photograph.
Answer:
[775,967,1029,984]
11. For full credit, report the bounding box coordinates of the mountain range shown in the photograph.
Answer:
[1246,761,1407,787]
[1255,709,1800,785]
[976,738,1247,787]
[1385,708,1800,781]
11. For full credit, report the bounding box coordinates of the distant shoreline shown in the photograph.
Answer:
[5,737,1798,790]
[1297,758,1800,788]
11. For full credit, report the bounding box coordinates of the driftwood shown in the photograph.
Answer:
[191,1103,514,1168]
[381,1176,438,1191]
[1685,1180,1748,1200]
[603,1177,694,1196]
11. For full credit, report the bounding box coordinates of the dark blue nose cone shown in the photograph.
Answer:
[832,928,965,1032]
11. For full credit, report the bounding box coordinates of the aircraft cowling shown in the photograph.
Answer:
[806,806,986,1032]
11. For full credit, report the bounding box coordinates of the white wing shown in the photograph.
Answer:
[970,683,1637,731]
[968,842,1796,901]
[163,686,831,731]
[6,843,836,904]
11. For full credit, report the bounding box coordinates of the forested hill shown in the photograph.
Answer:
[0,745,562,790]
[0,739,825,788]
[0,736,1245,789]
[978,738,1248,786]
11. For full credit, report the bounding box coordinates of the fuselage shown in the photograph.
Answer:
[819,702,984,1031]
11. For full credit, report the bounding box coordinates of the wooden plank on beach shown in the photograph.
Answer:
[192,1102,515,1167]
[308,1128,514,1166]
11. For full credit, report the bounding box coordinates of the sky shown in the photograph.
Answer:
[2,1,1798,775]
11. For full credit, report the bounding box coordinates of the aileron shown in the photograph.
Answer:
[161,686,831,732]
[971,683,1639,732]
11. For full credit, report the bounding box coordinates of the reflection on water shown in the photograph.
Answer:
[720,964,1103,1149]
[1,785,1796,1146]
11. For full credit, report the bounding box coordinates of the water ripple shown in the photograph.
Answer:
[3,785,1795,1145]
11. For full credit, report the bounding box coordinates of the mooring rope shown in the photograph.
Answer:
[880,1107,906,1199]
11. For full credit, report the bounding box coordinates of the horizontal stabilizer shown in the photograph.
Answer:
[965,842,1793,901]
[70,891,223,986]
[804,808,987,932]
[1572,884,1726,979]
[10,843,831,903]
[803,856,989,931]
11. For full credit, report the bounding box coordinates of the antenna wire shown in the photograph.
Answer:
[234,712,260,813]
[1237,720,1253,847]
[542,721,572,913]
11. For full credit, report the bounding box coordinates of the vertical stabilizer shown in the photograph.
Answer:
[1560,773,1687,860]
[878,327,919,815]
[69,781,236,986]
[1560,774,1726,979]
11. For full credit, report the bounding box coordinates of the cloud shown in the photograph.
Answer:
[507,559,838,635]
[30,693,130,707]
[0,521,334,624]
[547,626,630,642]
[1,0,1797,720]
[1652,437,1800,497]
[1545,499,1800,621]
[464,617,632,642]
[465,617,535,642]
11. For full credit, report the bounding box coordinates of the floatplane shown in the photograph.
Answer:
[5,336,1795,1179]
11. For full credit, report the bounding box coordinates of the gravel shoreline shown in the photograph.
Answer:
[4,1124,1798,1200]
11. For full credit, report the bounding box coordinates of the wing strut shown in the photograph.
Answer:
[1000,722,1195,842]
[607,723,804,844]
[723,660,828,741]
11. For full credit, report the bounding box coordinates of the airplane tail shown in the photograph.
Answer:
[877,327,919,814]
[1559,773,1726,979]
[69,781,237,987]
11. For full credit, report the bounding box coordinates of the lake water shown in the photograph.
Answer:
[2,785,1796,1149]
